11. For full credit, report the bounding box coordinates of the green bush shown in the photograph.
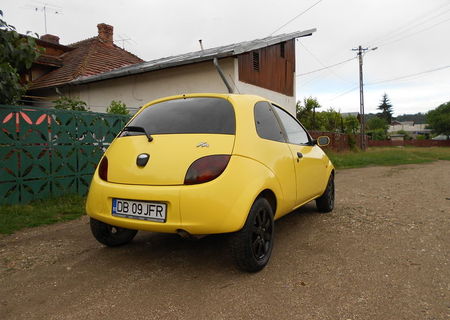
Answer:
[107,100,129,115]
[347,134,358,151]
[53,96,88,111]
[368,128,388,140]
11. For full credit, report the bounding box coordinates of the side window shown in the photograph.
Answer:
[254,102,285,142]
[272,105,310,145]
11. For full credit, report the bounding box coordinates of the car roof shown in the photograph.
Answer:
[140,93,285,113]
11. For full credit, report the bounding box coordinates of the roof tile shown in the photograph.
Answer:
[30,37,143,90]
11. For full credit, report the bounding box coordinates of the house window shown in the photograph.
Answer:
[280,42,285,58]
[252,51,260,71]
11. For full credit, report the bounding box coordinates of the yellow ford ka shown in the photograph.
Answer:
[86,94,335,272]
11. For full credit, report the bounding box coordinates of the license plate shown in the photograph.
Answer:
[112,198,166,222]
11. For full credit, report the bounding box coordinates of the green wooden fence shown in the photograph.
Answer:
[0,105,129,205]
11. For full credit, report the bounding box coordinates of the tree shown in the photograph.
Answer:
[107,100,129,115]
[0,10,40,104]
[53,96,89,111]
[377,93,393,124]
[367,117,388,131]
[316,108,342,132]
[366,117,388,140]
[296,97,321,130]
[343,116,359,134]
[427,101,450,136]
[395,112,426,124]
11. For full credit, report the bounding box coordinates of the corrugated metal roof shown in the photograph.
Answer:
[70,29,316,86]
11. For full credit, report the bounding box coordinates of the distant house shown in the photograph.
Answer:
[25,24,143,106]
[26,25,316,114]
[390,134,405,142]
[389,121,432,138]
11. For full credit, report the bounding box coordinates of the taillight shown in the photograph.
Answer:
[184,155,231,185]
[98,156,108,181]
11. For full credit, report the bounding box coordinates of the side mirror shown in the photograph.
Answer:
[317,136,330,147]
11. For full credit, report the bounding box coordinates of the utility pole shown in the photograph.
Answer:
[352,45,377,150]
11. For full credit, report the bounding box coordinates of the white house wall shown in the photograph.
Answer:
[57,56,296,115]
[61,58,236,113]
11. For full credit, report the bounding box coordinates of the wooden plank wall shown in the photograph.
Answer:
[238,40,295,96]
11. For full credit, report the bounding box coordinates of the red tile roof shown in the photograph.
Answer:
[29,37,143,90]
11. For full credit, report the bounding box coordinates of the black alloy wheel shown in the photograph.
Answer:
[90,218,138,247]
[251,206,273,260]
[230,197,274,272]
[316,173,335,213]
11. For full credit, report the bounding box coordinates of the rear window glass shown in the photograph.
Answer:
[126,97,235,135]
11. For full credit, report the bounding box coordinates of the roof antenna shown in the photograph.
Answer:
[198,39,204,51]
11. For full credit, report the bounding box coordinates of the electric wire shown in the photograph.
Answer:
[297,56,356,76]
[329,86,359,101]
[298,42,355,84]
[367,65,450,86]
[377,17,450,47]
[367,2,450,47]
[269,0,323,36]
[377,10,450,46]
[328,65,450,101]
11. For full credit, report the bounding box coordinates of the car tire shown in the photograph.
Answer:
[90,218,138,247]
[230,197,274,272]
[316,173,335,213]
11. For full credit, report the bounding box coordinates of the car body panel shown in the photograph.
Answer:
[87,155,283,234]
[86,93,334,235]
[106,134,235,185]
[287,144,330,203]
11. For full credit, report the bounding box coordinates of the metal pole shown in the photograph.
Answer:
[358,46,365,150]
[44,5,47,34]
[352,45,377,150]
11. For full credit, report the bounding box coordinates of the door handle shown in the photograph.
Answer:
[296,152,303,162]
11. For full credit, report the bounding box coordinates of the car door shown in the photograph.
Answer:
[252,101,298,215]
[272,104,327,205]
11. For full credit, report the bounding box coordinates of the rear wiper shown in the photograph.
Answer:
[121,126,153,142]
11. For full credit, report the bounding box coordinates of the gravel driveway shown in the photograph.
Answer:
[1,161,449,320]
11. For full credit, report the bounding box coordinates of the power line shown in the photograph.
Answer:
[297,71,329,88]
[329,86,359,101]
[269,0,323,36]
[298,42,354,83]
[367,2,450,47]
[374,9,450,46]
[328,65,450,100]
[367,65,450,86]
[377,17,450,47]
[297,56,356,76]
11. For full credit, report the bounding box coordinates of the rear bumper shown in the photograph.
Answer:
[86,156,282,235]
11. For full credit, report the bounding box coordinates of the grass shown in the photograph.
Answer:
[327,146,450,169]
[0,194,85,234]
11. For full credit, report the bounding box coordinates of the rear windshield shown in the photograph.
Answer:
[125,97,235,135]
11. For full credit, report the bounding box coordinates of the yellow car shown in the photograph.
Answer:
[86,94,334,272]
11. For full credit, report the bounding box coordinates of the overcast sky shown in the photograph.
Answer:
[2,0,450,115]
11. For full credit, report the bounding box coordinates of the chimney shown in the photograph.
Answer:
[40,34,60,45]
[97,23,113,46]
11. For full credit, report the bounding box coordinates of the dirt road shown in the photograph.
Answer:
[1,161,449,320]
